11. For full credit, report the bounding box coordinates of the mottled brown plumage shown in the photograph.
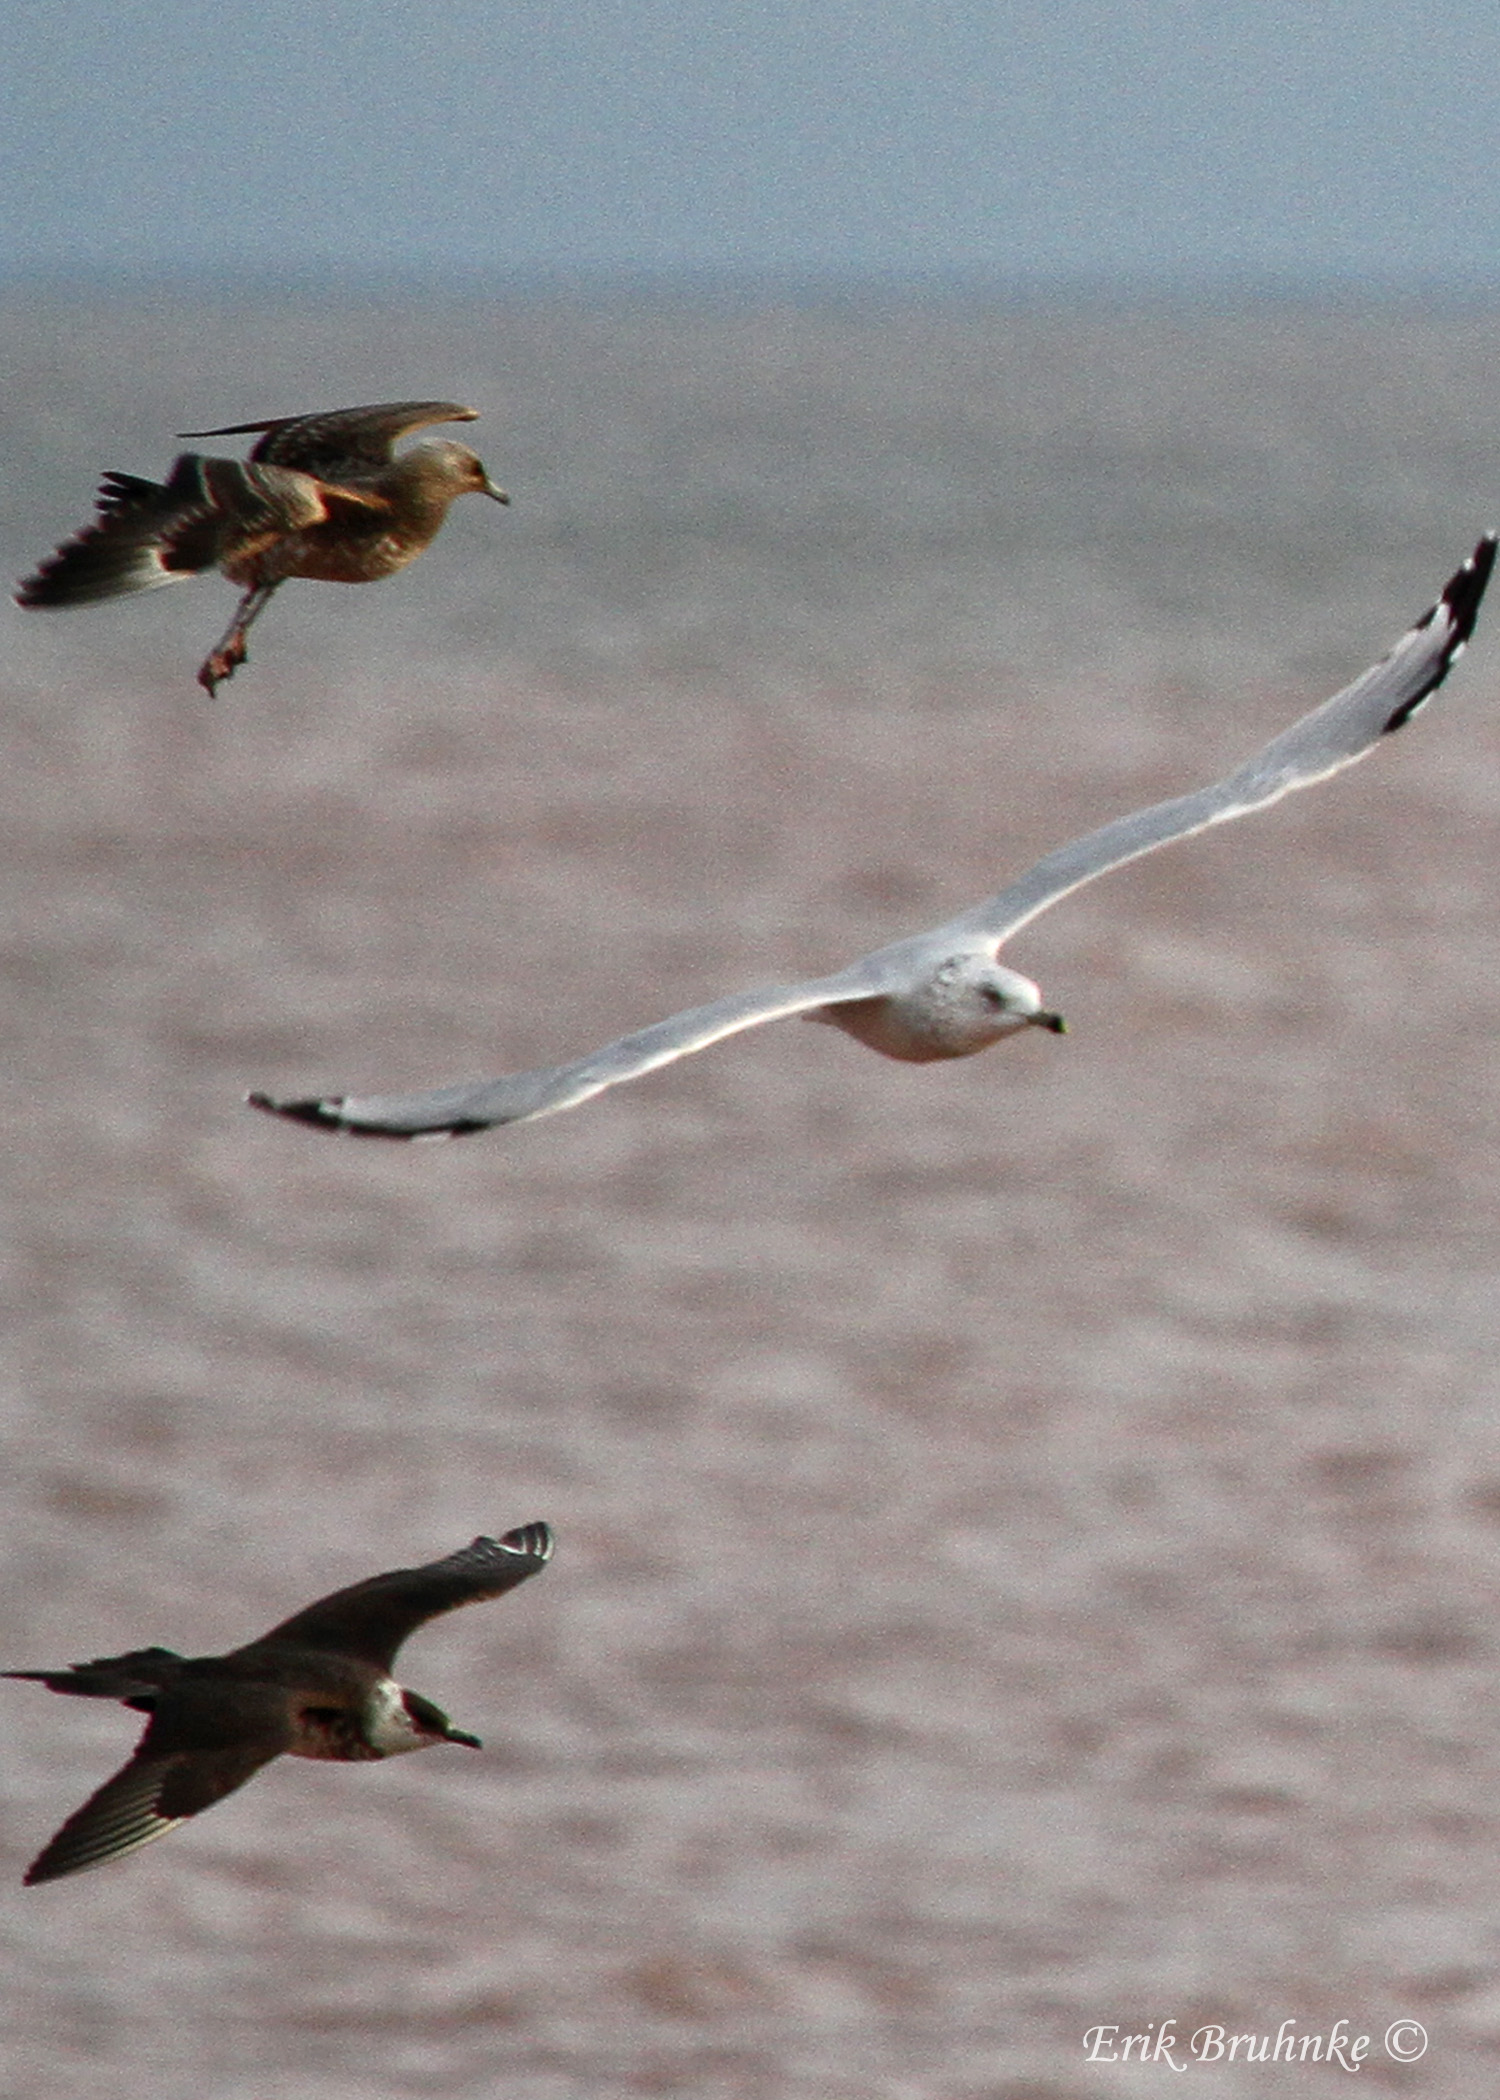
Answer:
[17,401,509,693]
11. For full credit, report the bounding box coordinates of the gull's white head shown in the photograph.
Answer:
[977,961,1064,1027]
[948,959,1067,1050]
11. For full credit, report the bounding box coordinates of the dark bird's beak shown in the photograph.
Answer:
[1031,1010,1067,1035]
[446,1724,483,1747]
[482,477,510,505]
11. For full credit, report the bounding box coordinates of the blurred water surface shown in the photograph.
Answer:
[4,287,1500,2096]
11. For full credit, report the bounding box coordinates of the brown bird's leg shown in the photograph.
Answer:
[198,583,279,695]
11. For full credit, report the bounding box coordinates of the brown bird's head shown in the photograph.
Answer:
[417,440,509,505]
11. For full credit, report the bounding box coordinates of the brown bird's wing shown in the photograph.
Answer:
[180,402,478,475]
[196,457,339,533]
[242,1525,555,1672]
[22,1692,292,1885]
[16,453,337,608]
[17,456,228,605]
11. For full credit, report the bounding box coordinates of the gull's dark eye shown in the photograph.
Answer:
[980,984,1008,1008]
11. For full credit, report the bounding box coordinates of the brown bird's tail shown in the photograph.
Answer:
[3,1646,185,1703]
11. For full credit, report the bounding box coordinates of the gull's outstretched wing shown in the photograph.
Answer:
[179,402,478,474]
[930,534,1496,952]
[243,1525,556,1670]
[248,970,881,1140]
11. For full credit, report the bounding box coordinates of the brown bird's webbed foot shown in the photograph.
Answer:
[198,584,276,696]
[198,635,248,696]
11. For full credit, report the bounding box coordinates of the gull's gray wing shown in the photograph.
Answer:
[929,535,1496,952]
[241,1525,555,1669]
[248,969,882,1140]
[179,402,478,474]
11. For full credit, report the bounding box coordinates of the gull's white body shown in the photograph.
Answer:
[808,957,1055,1061]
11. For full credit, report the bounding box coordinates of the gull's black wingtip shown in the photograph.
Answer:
[1382,534,1497,735]
[1442,532,1499,641]
[246,1089,492,1142]
[246,1088,343,1131]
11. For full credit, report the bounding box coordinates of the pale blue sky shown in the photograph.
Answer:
[4,1,1498,283]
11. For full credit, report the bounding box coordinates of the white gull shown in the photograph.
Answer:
[251,536,1495,1140]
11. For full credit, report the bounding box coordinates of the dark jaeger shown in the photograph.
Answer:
[7,1526,552,1884]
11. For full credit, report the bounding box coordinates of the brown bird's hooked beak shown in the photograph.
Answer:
[482,478,510,505]
[1031,1010,1067,1035]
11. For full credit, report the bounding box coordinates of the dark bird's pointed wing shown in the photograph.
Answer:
[22,1705,290,1886]
[928,533,1496,951]
[179,402,478,474]
[242,1525,556,1671]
